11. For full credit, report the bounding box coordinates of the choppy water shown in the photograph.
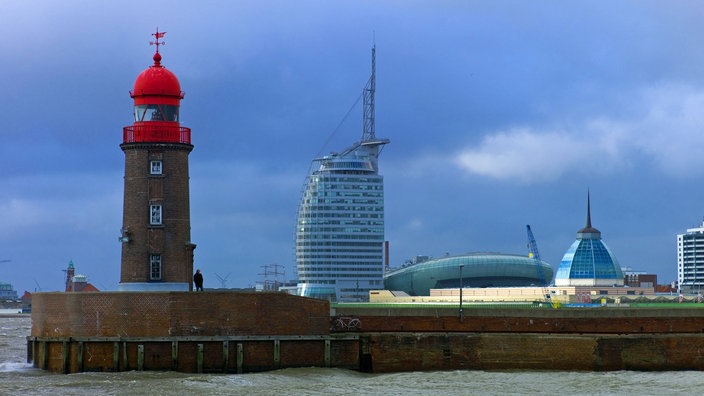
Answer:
[3,315,704,395]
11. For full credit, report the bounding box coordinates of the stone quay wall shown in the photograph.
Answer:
[338,305,704,372]
[360,332,704,372]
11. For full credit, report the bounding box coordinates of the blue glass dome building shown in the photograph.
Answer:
[554,193,624,287]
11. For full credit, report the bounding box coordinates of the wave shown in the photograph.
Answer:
[0,361,33,372]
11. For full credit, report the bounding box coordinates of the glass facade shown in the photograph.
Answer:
[134,104,179,122]
[297,46,388,302]
[0,282,18,300]
[555,218,623,287]
[555,237,623,284]
[554,194,624,287]
[384,253,554,296]
[296,145,386,302]
[677,222,704,291]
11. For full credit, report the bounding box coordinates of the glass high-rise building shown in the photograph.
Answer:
[295,47,389,302]
[677,220,704,292]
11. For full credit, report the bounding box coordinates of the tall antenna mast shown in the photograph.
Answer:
[362,45,376,142]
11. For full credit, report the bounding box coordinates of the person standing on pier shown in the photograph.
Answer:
[193,269,203,291]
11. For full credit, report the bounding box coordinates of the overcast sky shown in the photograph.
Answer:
[1,1,703,293]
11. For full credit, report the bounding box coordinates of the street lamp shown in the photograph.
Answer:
[459,264,464,323]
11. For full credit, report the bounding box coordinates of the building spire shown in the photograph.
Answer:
[577,189,600,237]
[362,44,376,142]
[586,189,592,229]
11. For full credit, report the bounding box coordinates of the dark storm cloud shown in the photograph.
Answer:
[1,0,704,292]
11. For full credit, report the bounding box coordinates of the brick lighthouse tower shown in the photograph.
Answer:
[118,30,196,291]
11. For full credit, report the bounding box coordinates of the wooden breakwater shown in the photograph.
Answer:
[27,293,704,373]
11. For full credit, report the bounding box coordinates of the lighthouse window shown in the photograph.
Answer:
[134,104,179,122]
[150,160,163,175]
[150,254,162,280]
[150,205,162,225]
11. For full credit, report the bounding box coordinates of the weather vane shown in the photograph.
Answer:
[150,28,166,53]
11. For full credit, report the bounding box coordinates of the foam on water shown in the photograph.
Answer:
[0,361,33,372]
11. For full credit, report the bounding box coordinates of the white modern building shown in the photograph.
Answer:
[295,47,389,302]
[677,219,704,292]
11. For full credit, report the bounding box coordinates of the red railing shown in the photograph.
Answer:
[123,124,191,144]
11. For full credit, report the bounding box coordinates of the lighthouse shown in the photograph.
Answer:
[118,30,196,291]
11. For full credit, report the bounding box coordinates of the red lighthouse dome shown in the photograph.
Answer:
[131,52,184,105]
[123,31,191,145]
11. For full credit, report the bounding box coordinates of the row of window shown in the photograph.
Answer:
[299,221,384,227]
[296,248,381,253]
[297,235,385,241]
[298,268,383,273]
[310,188,383,195]
[311,190,381,197]
[298,263,382,269]
[296,254,383,260]
[311,182,382,189]
[320,160,373,170]
[298,227,383,234]
[313,176,382,184]
[135,104,179,122]
[298,274,381,278]
[296,241,383,247]
[297,258,382,264]
[302,205,384,212]
[307,198,382,205]
[298,213,383,219]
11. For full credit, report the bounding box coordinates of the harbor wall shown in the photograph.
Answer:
[31,291,330,338]
[29,291,359,373]
[333,306,704,333]
[28,293,704,373]
[343,305,704,372]
[361,332,704,372]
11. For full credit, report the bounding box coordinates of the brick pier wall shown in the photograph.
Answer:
[29,291,360,373]
[32,291,329,338]
[334,306,704,333]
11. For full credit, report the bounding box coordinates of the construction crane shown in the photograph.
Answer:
[526,225,542,263]
[526,225,551,304]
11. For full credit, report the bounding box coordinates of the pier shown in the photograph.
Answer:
[27,291,704,373]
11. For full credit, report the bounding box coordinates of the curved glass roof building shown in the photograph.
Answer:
[554,193,624,287]
[384,253,554,296]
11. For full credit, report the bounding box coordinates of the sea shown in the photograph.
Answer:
[2,315,703,396]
